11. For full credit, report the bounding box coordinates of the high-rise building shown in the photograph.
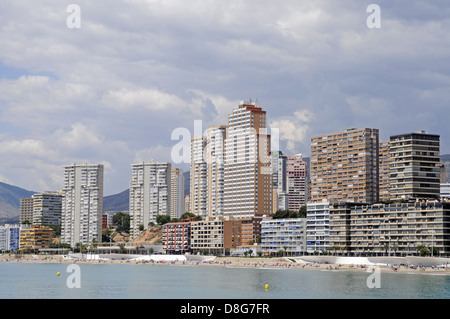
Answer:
[170,168,185,220]
[190,126,227,220]
[379,140,391,202]
[223,101,272,219]
[310,128,379,204]
[129,161,171,239]
[61,163,104,247]
[19,197,34,224]
[286,154,308,211]
[272,151,288,211]
[0,224,21,253]
[32,192,62,226]
[190,135,207,218]
[389,131,441,200]
[306,201,330,254]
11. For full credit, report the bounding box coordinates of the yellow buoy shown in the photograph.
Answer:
[265,284,269,290]
[56,272,60,276]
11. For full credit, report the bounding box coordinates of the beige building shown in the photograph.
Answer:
[329,201,450,257]
[19,225,53,251]
[170,168,184,219]
[19,197,34,224]
[379,140,391,202]
[310,128,379,204]
[190,218,224,254]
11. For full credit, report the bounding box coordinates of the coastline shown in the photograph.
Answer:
[2,254,450,275]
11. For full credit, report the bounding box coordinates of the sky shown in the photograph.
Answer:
[0,0,449,196]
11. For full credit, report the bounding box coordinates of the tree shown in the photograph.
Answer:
[113,212,130,233]
[299,205,307,218]
[156,214,171,225]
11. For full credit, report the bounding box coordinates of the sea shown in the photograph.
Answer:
[1,261,449,300]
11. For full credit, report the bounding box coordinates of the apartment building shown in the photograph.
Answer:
[349,201,450,257]
[389,131,441,200]
[442,183,450,200]
[61,163,104,247]
[272,151,288,211]
[32,192,62,226]
[190,219,224,255]
[379,140,391,202]
[19,197,34,224]
[223,217,262,252]
[129,161,171,239]
[0,224,21,252]
[223,101,272,219]
[261,217,307,256]
[170,168,185,219]
[310,128,379,204]
[162,219,193,254]
[286,154,308,211]
[306,201,330,254]
[190,135,207,218]
[19,225,53,251]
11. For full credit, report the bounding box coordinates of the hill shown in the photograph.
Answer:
[103,189,129,212]
[0,182,35,224]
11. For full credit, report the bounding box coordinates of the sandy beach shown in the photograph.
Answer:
[2,254,450,274]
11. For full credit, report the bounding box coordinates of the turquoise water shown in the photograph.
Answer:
[1,262,450,299]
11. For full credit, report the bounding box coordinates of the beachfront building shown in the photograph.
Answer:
[310,128,379,204]
[190,135,207,218]
[129,161,171,239]
[306,201,330,254]
[261,217,307,256]
[19,225,53,251]
[190,218,224,255]
[223,101,272,219]
[32,192,63,226]
[61,163,104,247]
[328,200,450,257]
[162,219,195,254]
[379,140,392,202]
[389,131,441,200]
[0,224,21,253]
[223,217,262,254]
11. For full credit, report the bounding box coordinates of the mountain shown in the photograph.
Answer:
[103,189,129,212]
[0,182,35,224]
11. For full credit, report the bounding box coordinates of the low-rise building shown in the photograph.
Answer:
[190,218,224,255]
[162,219,195,254]
[19,225,53,251]
[261,217,307,256]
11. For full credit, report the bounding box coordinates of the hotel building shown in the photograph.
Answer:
[310,128,379,204]
[19,225,53,251]
[61,163,104,247]
[129,161,171,239]
[223,101,272,219]
[19,197,34,224]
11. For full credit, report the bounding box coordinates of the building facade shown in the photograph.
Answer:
[61,163,104,247]
[310,128,379,204]
[190,219,224,255]
[272,151,288,211]
[306,201,330,254]
[389,131,441,200]
[223,101,272,219]
[32,192,62,226]
[162,220,193,254]
[19,225,53,251]
[0,224,21,252]
[129,161,171,239]
[261,217,307,256]
[286,154,308,211]
[19,197,34,224]
[170,168,185,220]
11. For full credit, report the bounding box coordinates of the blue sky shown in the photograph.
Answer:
[0,0,449,195]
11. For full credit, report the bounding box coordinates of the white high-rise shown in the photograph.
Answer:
[129,161,171,239]
[61,163,104,247]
